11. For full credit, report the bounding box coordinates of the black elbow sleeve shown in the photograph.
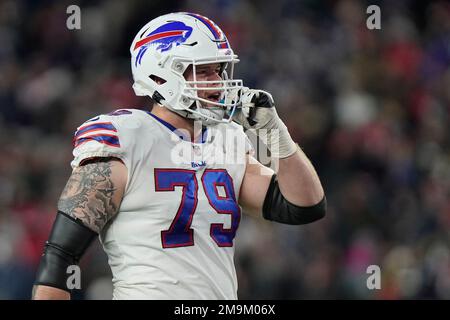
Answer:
[262,175,326,225]
[34,211,97,292]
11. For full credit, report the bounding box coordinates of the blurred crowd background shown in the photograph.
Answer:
[0,0,449,299]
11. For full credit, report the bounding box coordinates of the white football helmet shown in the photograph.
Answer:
[130,12,244,125]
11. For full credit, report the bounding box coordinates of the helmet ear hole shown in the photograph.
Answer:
[183,65,193,80]
[149,75,166,85]
[189,102,197,110]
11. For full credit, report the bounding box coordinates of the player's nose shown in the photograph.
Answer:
[207,72,221,86]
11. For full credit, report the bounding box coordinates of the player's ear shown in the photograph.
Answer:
[183,65,193,80]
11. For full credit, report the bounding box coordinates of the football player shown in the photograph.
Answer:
[32,12,326,300]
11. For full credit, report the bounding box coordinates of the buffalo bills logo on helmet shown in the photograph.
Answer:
[134,21,193,66]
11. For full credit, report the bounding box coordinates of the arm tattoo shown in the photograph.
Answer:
[58,159,121,233]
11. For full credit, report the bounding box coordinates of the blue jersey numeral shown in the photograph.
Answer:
[155,169,198,248]
[154,169,240,248]
[202,169,241,247]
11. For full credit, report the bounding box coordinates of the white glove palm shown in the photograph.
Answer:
[233,88,298,158]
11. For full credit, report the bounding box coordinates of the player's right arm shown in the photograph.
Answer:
[32,157,127,300]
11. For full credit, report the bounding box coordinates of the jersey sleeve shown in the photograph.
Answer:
[70,114,125,168]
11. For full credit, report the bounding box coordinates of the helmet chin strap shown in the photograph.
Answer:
[193,107,226,126]
[183,104,225,126]
[161,101,225,126]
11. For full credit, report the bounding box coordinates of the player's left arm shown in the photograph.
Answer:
[236,89,326,224]
[239,152,325,223]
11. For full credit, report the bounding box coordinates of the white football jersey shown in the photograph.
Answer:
[71,108,252,300]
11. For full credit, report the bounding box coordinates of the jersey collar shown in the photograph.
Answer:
[146,111,208,144]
